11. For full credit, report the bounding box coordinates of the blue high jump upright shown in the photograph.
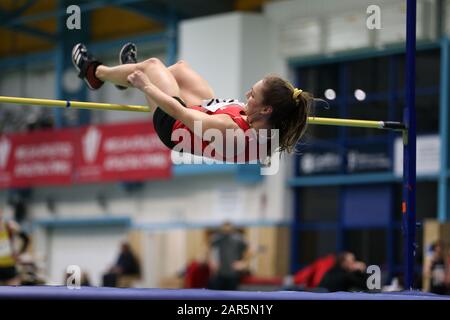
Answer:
[403,0,417,290]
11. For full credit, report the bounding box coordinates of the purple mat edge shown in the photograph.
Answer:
[0,286,449,300]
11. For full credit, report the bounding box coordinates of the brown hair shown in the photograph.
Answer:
[261,75,312,153]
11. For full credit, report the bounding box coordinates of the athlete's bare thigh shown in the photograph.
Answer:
[168,60,215,106]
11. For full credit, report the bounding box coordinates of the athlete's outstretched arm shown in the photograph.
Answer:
[128,70,238,134]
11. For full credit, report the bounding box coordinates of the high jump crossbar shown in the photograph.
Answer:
[0,95,406,131]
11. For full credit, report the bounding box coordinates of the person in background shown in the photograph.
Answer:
[0,207,30,286]
[103,241,140,287]
[318,251,368,292]
[208,222,251,291]
[423,241,450,295]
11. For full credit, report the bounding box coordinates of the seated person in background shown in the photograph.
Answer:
[0,208,30,286]
[318,251,368,292]
[423,241,450,295]
[103,242,140,287]
[208,222,251,291]
[292,254,336,290]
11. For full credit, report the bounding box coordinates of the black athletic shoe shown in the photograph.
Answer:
[115,42,138,90]
[72,43,104,90]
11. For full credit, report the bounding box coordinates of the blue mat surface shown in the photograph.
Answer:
[0,286,448,300]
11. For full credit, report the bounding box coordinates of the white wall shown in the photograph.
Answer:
[265,0,438,59]
[240,14,273,97]
[27,174,272,224]
[179,13,243,99]
[179,12,288,100]
[47,226,128,286]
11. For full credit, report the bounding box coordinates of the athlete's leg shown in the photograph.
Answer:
[73,43,213,108]
[97,59,215,108]
[96,58,180,109]
[168,60,215,106]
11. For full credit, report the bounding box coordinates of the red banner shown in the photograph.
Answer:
[0,129,76,188]
[0,121,171,189]
[74,122,171,183]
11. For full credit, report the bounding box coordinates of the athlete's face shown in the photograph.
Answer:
[245,80,272,123]
[245,80,264,107]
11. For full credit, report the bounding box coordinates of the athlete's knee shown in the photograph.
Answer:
[170,60,190,72]
[175,60,189,67]
[138,57,165,71]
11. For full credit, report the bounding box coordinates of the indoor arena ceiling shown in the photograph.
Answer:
[0,0,270,58]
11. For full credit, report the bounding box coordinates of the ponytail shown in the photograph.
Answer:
[262,75,312,153]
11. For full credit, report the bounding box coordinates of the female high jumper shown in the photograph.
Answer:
[72,43,311,162]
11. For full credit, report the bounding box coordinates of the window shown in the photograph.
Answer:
[292,48,441,280]
[299,65,339,98]
[299,187,339,223]
[347,57,390,94]
[398,50,440,89]
[299,65,340,141]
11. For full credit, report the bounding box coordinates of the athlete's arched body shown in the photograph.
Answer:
[72,43,311,162]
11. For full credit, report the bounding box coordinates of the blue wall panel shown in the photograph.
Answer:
[342,185,392,227]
